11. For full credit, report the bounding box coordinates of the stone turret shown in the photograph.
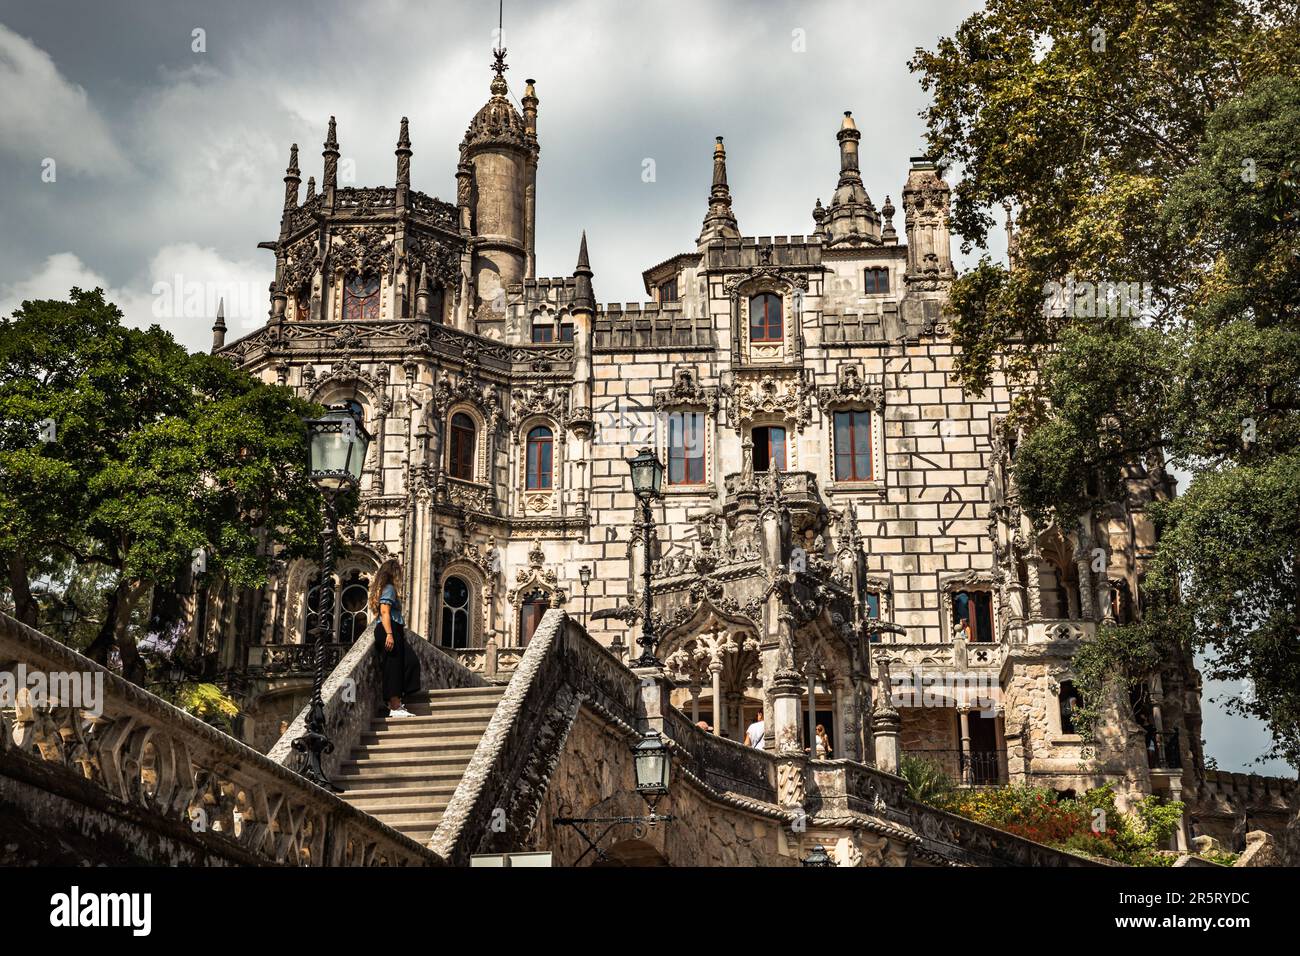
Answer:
[281,143,300,237]
[211,297,226,352]
[821,111,880,246]
[569,233,595,439]
[901,156,954,291]
[697,136,740,246]
[322,116,339,209]
[395,116,412,206]
[462,48,537,322]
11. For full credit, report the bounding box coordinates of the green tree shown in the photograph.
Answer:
[911,2,1300,764]
[0,289,332,683]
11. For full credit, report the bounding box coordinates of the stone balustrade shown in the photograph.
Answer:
[0,612,438,866]
[1027,618,1097,644]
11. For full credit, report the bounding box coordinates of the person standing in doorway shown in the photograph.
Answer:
[745,711,765,749]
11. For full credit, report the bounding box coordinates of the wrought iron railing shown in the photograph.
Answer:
[905,748,1003,786]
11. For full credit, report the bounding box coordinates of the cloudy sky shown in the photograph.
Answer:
[0,0,1286,773]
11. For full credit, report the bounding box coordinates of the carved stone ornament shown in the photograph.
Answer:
[653,365,719,414]
[506,537,566,606]
[282,237,321,295]
[511,379,568,434]
[331,227,394,279]
[818,364,884,411]
[405,232,461,290]
[730,372,811,432]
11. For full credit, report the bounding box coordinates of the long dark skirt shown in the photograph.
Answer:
[378,620,421,704]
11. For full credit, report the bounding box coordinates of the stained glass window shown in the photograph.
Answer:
[343,274,381,320]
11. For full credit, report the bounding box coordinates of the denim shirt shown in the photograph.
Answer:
[379,583,405,626]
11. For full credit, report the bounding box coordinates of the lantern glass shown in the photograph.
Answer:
[632,731,670,796]
[802,845,834,867]
[578,565,592,587]
[308,404,371,490]
[626,447,664,501]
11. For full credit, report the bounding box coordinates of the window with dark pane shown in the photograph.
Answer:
[748,292,783,342]
[559,323,575,342]
[519,588,549,645]
[833,410,873,481]
[526,425,553,490]
[864,267,890,294]
[751,425,787,472]
[668,411,706,485]
[440,575,471,649]
[449,412,476,481]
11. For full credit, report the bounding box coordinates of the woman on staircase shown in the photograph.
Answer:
[369,558,421,718]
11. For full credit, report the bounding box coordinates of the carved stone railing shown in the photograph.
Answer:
[267,621,488,782]
[447,645,527,681]
[1027,619,1096,644]
[0,612,439,866]
[246,641,349,677]
[662,706,777,806]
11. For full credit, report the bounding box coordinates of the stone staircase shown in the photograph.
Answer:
[336,685,506,845]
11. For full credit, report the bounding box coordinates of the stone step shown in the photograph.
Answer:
[341,785,456,809]
[390,819,444,843]
[354,739,482,756]
[336,769,470,790]
[357,724,488,743]
[370,714,494,732]
[400,701,499,717]
[356,802,455,824]
[425,686,507,698]
[353,730,487,749]
[339,762,467,783]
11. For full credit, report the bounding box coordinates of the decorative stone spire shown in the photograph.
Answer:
[322,116,339,202]
[572,231,595,312]
[1003,199,1020,270]
[211,297,226,352]
[698,136,740,245]
[415,263,431,319]
[881,195,897,244]
[282,143,300,211]
[395,116,412,188]
[522,78,538,138]
[822,111,880,246]
[305,175,316,201]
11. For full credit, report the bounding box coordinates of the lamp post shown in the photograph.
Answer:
[577,564,592,631]
[625,447,664,668]
[802,844,835,867]
[293,403,371,791]
[553,730,674,864]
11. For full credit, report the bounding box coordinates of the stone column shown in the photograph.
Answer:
[831,678,845,760]
[770,669,807,810]
[994,706,1009,784]
[710,660,723,737]
[870,654,901,773]
[690,682,701,725]
[957,705,973,786]
[1025,552,1043,621]
[806,670,817,757]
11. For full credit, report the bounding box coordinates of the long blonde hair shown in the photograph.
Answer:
[368,558,404,614]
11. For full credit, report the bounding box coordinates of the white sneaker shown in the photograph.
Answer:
[389,708,414,718]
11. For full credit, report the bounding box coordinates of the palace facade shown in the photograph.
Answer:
[204,49,1262,848]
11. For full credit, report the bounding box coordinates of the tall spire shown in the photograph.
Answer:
[572,231,595,312]
[211,297,226,352]
[396,116,412,183]
[698,136,740,245]
[322,116,339,202]
[820,111,880,246]
[282,143,300,211]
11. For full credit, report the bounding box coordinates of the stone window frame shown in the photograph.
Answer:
[653,367,719,497]
[862,265,891,296]
[819,365,886,497]
[1046,671,1085,743]
[331,268,389,322]
[745,414,799,471]
[731,273,801,365]
[938,570,1002,646]
[526,306,573,345]
[435,562,488,650]
[514,412,563,514]
[445,402,489,487]
[505,540,566,648]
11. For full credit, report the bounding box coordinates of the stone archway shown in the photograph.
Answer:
[594,839,670,867]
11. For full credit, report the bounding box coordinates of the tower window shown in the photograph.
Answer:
[833,410,873,481]
[559,323,575,342]
[667,411,706,485]
[1058,680,1081,734]
[343,274,381,321]
[440,575,471,649]
[525,425,553,490]
[531,321,554,343]
[751,425,786,473]
[660,278,678,303]
[449,412,476,481]
[952,590,994,643]
[749,293,783,343]
[864,267,890,294]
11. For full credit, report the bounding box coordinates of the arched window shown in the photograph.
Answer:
[1058,680,1082,734]
[519,588,549,645]
[748,292,783,343]
[343,274,381,321]
[525,425,553,490]
[449,412,476,481]
[305,568,370,644]
[833,410,873,481]
[531,320,554,343]
[440,576,471,649]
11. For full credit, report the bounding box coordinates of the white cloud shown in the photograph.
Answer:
[0,23,127,175]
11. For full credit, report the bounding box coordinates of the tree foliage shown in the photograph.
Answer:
[911,2,1300,764]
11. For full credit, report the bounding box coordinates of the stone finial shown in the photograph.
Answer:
[396,116,412,188]
[282,143,301,212]
[211,297,226,352]
[881,195,897,244]
[322,115,340,192]
[415,263,431,319]
[572,231,595,312]
[697,136,740,245]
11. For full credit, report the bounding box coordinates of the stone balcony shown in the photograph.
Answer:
[722,469,828,533]
[1026,619,1097,645]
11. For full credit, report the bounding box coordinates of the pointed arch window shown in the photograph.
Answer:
[343,274,381,321]
[749,292,783,343]
[305,568,371,644]
[525,425,553,489]
[440,575,471,649]
[449,412,476,481]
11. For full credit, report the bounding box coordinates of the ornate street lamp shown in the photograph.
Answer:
[553,730,675,864]
[625,447,664,668]
[293,403,371,791]
[802,844,835,867]
[577,564,592,630]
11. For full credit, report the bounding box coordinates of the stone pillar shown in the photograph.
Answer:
[690,682,701,725]
[994,707,1009,784]
[1169,776,1189,852]
[1098,576,1116,624]
[831,678,845,760]
[957,705,973,786]
[1025,552,1043,621]
[806,670,817,757]
[710,660,723,737]
[770,669,807,810]
[870,654,901,773]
